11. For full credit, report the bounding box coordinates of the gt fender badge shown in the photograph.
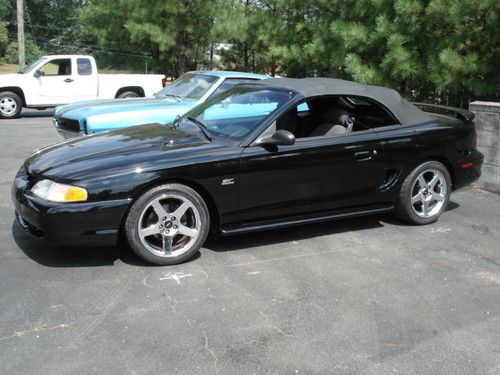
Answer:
[222,178,235,186]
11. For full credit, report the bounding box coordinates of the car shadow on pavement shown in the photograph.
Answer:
[378,200,460,227]
[12,201,460,267]
[12,220,201,268]
[21,109,54,118]
[205,213,388,252]
[205,200,460,252]
[11,221,144,268]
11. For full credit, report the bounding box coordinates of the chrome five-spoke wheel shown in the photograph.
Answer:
[410,169,447,218]
[395,160,451,225]
[125,184,210,265]
[138,194,201,258]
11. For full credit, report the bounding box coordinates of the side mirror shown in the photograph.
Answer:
[256,130,295,146]
[33,70,42,78]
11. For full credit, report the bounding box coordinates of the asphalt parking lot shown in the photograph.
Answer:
[0,111,499,374]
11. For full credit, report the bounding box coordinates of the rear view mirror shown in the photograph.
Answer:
[256,130,295,147]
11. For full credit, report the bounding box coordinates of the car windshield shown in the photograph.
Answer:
[156,73,219,101]
[20,57,46,74]
[173,86,294,141]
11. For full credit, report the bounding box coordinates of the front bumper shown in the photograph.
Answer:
[53,117,85,139]
[12,167,131,246]
[56,127,85,139]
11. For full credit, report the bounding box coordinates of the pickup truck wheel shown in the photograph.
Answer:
[117,91,140,99]
[394,161,451,225]
[124,184,210,265]
[0,91,23,119]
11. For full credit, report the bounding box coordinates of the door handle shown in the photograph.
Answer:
[354,150,377,161]
[64,78,74,83]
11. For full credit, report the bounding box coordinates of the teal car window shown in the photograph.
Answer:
[208,78,261,99]
[156,73,218,101]
[181,87,293,141]
[297,102,309,112]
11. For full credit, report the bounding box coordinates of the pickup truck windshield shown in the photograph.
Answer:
[176,86,293,141]
[156,73,218,101]
[20,58,46,74]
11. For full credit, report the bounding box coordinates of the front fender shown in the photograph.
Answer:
[0,85,26,105]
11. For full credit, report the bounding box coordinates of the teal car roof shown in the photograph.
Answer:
[188,70,269,79]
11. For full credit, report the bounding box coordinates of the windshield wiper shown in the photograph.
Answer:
[169,114,182,128]
[187,117,214,141]
[161,93,182,102]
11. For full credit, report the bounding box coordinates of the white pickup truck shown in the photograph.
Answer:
[0,54,165,119]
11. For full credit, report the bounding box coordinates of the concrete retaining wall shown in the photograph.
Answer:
[470,101,500,193]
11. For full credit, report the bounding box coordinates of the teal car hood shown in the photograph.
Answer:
[56,97,197,134]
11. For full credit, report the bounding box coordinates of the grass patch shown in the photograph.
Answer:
[0,63,20,74]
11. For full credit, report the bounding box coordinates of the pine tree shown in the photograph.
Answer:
[81,0,219,77]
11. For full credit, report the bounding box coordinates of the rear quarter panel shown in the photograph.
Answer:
[375,116,475,202]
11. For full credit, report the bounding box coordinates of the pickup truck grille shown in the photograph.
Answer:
[55,117,80,133]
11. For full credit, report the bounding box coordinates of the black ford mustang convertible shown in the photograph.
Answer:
[13,78,483,265]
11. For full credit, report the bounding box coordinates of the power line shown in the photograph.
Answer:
[7,31,151,58]
[13,22,80,32]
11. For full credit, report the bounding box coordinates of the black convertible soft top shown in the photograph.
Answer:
[256,77,433,126]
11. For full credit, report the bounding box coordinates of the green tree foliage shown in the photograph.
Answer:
[218,0,498,105]
[0,0,14,60]
[81,0,220,76]
[0,0,497,105]
[0,22,8,56]
[3,39,43,64]
[0,0,87,62]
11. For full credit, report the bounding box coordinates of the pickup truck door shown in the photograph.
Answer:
[34,57,78,105]
[71,57,98,101]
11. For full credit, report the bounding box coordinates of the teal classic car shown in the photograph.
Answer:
[53,71,269,138]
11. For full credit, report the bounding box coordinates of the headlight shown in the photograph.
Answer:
[31,179,88,203]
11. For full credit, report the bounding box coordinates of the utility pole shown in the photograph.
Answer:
[17,0,25,69]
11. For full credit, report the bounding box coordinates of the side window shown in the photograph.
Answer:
[77,58,92,75]
[344,96,399,128]
[39,59,72,76]
[297,102,309,113]
[273,96,400,140]
[209,78,259,99]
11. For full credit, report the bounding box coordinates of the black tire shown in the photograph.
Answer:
[394,161,452,225]
[0,91,23,119]
[124,184,210,265]
[117,90,140,99]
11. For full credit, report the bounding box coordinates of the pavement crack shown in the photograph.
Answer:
[259,311,295,338]
[162,291,178,313]
[187,319,219,374]
[0,322,74,341]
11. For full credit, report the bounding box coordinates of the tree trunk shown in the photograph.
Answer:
[210,43,214,69]
[243,42,249,71]
[176,29,188,77]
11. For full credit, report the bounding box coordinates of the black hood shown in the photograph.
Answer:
[24,123,212,182]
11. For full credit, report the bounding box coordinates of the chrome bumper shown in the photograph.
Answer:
[53,118,85,139]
